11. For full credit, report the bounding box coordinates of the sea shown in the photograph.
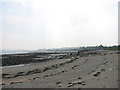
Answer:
[0,50,30,68]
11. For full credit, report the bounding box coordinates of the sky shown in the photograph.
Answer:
[0,0,119,50]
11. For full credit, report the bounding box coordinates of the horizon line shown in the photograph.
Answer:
[1,44,119,51]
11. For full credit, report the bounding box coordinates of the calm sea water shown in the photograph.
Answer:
[0,50,30,55]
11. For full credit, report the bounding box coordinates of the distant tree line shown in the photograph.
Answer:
[78,45,120,50]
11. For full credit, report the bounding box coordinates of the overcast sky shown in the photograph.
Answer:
[0,0,119,50]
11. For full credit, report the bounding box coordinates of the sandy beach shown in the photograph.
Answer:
[2,50,119,88]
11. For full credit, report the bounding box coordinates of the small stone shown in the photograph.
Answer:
[77,82,82,84]
[101,69,105,72]
[56,82,61,84]
[82,83,86,86]
[1,83,5,85]
[93,72,100,77]
[78,77,82,79]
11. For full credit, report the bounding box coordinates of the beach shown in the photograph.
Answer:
[2,50,119,88]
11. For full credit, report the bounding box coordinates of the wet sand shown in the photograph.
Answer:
[2,50,119,88]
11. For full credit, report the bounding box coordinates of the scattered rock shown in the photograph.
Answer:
[58,85,62,87]
[26,71,34,75]
[43,67,50,72]
[51,64,58,68]
[2,73,9,76]
[10,81,22,84]
[72,67,75,69]
[14,72,26,77]
[44,74,49,77]
[72,65,79,69]
[68,83,75,87]
[2,73,10,78]
[93,72,101,77]
[1,83,5,85]
[56,72,61,74]
[77,82,82,84]
[56,82,61,84]
[28,78,31,80]
[101,69,105,72]
[82,82,86,86]
[59,63,65,66]
[33,77,39,80]
[68,82,72,84]
[78,77,82,79]
[103,61,108,65]
[67,80,86,87]
[61,70,65,73]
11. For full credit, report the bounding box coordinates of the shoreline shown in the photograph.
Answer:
[2,50,119,88]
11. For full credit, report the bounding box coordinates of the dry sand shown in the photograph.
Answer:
[2,50,119,88]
